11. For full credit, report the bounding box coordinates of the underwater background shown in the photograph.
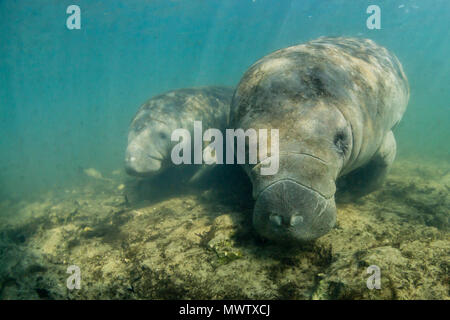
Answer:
[0,0,448,299]
[0,0,449,199]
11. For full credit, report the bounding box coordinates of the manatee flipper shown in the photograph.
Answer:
[188,141,223,183]
[188,164,217,183]
[337,131,396,202]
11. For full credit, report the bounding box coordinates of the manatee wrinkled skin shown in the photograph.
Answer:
[126,86,233,177]
[230,37,409,243]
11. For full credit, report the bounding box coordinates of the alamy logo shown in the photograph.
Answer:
[66,5,81,30]
[366,265,381,290]
[171,121,279,175]
[366,5,381,30]
[66,265,81,290]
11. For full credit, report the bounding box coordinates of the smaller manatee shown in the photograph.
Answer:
[125,86,234,178]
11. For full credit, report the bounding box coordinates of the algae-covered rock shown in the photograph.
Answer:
[0,159,448,299]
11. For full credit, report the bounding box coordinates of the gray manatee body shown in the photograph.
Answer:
[126,86,233,177]
[230,37,409,243]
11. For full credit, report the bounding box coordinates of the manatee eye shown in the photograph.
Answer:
[159,131,168,139]
[334,131,348,155]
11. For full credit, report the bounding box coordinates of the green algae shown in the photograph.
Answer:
[0,158,448,299]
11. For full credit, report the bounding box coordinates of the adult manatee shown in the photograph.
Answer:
[126,86,233,177]
[230,37,409,243]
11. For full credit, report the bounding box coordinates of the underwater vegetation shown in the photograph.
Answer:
[0,158,448,299]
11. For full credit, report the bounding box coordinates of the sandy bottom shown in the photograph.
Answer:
[0,158,448,299]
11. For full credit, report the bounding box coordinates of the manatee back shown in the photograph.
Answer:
[230,37,409,170]
[131,86,234,132]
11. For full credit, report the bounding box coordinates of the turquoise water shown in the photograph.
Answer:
[0,0,449,301]
[0,0,448,199]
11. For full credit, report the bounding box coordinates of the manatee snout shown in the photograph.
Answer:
[253,179,336,243]
[125,142,163,177]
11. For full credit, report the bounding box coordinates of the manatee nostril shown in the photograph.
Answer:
[269,214,304,228]
[269,214,282,227]
[290,215,304,227]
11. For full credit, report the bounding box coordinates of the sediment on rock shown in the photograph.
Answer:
[0,159,448,299]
